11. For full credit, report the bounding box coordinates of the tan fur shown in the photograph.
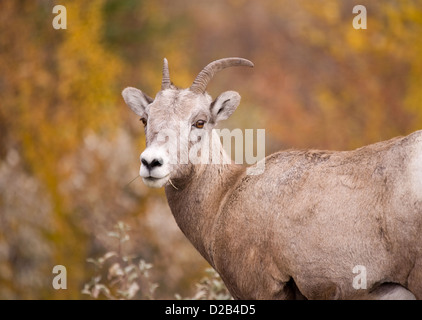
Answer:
[164,132,422,299]
[123,58,422,300]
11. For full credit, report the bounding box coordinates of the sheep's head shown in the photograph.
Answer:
[122,57,254,188]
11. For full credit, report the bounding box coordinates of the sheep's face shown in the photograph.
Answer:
[122,87,240,188]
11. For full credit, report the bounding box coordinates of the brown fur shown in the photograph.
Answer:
[123,58,421,300]
[164,132,422,299]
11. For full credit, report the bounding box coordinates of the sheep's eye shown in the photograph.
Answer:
[140,118,147,126]
[194,120,206,129]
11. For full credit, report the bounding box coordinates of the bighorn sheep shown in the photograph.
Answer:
[122,57,421,300]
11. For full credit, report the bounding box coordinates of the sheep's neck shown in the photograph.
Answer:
[165,162,245,266]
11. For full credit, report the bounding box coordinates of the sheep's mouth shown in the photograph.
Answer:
[142,174,170,188]
[144,174,168,181]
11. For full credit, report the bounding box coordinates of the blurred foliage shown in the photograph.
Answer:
[82,222,230,300]
[82,222,158,300]
[0,0,422,299]
[176,268,233,300]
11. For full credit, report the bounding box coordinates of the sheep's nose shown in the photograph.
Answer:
[141,157,163,170]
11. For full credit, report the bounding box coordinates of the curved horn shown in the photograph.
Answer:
[161,58,171,90]
[190,57,254,94]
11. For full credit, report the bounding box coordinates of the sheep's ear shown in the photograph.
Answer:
[122,87,153,117]
[210,91,241,123]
